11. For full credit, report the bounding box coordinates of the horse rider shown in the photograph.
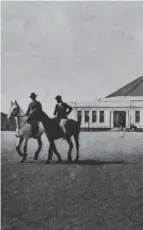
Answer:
[26,92,42,138]
[54,95,73,139]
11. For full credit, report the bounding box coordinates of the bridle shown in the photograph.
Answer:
[11,106,27,129]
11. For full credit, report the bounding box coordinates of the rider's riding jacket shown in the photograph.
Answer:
[54,102,72,120]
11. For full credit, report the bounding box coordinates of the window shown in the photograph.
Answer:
[100,111,104,123]
[92,111,97,123]
[77,110,82,122]
[135,111,140,123]
[84,110,89,123]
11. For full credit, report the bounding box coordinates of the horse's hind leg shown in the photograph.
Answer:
[66,137,73,162]
[16,137,23,157]
[34,135,42,160]
[74,134,79,162]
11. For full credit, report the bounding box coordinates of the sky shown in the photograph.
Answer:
[1,1,143,116]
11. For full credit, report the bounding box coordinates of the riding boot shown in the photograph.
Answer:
[15,128,20,138]
[61,127,67,140]
[62,132,67,140]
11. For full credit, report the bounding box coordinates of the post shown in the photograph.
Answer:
[110,110,114,128]
[74,101,76,120]
[72,100,76,120]
[88,114,90,131]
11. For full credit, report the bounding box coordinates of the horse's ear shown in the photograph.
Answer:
[15,100,18,105]
[11,101,14,106]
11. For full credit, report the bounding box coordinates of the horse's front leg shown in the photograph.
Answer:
[34,135,42,160]
[51,141,62,163]
[45,141,62,164]
[45,144,53,164]
[16,137,24,157]
[20,137,28,163]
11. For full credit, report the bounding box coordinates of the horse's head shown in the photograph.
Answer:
[7,101,19,119]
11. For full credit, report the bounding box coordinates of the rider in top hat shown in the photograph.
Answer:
[26,93,42,138]
[54,95,72,139]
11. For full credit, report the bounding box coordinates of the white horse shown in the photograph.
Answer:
[7,101,45,163]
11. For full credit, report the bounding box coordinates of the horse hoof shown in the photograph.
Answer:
[45,161,50,164]
[20,154,28,163]
[20,159,25,163]
[34,153,38,160]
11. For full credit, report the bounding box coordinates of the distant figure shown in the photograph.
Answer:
[119,113,125,131]
[26,93,42,138]
[54,95,72,139]
[130,124,137,132]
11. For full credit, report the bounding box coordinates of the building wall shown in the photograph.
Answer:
[70,98,143,130]
[129,108,143,129]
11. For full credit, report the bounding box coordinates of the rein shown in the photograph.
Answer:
[19,121,27,128]
[16,114,27,129]
[16,115,26,117]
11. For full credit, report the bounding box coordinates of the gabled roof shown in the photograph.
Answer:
[106,75,143,98]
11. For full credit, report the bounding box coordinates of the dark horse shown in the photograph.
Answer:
[22,110,81,164]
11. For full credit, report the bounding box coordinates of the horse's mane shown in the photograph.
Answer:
[40,110,51,122]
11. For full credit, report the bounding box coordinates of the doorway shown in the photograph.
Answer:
[113,111,126,128]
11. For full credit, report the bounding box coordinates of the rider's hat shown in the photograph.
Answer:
[55,95,62,100]
[30,92,37,99]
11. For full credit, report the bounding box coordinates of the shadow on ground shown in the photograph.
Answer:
[75,159,136,165]
[20,159,136,165]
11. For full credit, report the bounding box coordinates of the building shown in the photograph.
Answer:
[1,112,16,131]
[70,76,143,131]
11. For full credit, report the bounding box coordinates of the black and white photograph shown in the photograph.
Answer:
[1,1,143,229]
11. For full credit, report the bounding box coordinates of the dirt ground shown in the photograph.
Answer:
[1,131,143,230]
